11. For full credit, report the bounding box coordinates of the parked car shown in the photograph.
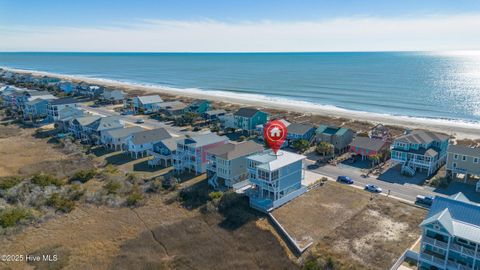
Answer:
[135,118,145,124]
[337,176,354,184]
[364,184,382,193]
[416,195,434,206]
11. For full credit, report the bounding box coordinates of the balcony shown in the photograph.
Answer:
[423,236,448,249]
[420,252,445,268]
[446,260,472,270]
[451,243,476,257]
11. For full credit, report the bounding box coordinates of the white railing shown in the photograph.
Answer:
[423,236,448,249]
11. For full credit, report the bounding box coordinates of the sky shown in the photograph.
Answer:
[1,0,480,52]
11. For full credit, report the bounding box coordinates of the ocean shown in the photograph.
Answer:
[1,52,479,123]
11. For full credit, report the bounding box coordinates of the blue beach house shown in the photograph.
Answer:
[418,193,480,270]
[246,150,307,212]
[391,130,449,176]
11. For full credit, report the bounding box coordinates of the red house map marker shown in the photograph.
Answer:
[264,120,287,154]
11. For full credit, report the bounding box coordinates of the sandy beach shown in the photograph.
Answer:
[4,67,480,140]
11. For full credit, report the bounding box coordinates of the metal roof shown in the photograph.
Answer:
[206,141,263,160]
[316,125,351,136]
[421,193,480,244]
[247,150,305,171]
[131,128,172,145]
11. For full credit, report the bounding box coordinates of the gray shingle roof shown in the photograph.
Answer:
[49,97,79,105]
[182,133,228,147]
[131,128,172,145]
[87,116,123,132]
[396,130,449,144]
[158,101,187,110]
[448,144,480,157]
[154,137,183,152]
[234,107,261,118]
[287,123,316,135]
[74,116,101,126]
[206,141,263,160]
[104,126,144,139]
[137,95,163,104]
[350,136,387,152]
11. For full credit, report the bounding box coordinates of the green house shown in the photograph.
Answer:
[233,107,269,131]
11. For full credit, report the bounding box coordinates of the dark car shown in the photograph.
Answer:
[336,176,354,184]
[416,195,434,206]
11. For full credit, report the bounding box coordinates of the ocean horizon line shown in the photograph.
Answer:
[3,66,480,134]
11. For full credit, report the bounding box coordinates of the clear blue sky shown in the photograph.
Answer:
[2,0,480,27]
[1,0,480,52]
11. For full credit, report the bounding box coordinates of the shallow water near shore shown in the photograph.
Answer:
[1,51,480,125]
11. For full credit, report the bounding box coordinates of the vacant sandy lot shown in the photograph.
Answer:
[273,182,426,269]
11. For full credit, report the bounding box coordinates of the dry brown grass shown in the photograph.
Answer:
[272,182,426,270]
[0,125,94,178]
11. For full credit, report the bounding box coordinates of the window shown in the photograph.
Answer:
[462,155,467,161]
[454,154,458,160]
[474,158,478,163]
[453,163,457,168]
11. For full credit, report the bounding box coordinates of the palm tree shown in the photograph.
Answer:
[316,142,334,157]
[370,154,381,167]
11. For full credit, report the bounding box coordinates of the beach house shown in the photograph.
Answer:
[417,193,480,270]
[173,133,229,174]
[186,99,211,114]
[132,95,163,114]
[126,128,172,159]
[206,141,264,189]
[256,119,291,141]
[390,130,449,176]
[222,107,269,132]
[58,81,74,94]
[54,107,86,131]
[23,98,51,120]
[69,116,124,144]
[446,145,480,189]
[155,101,188,116]
[349,136,390,161]
[147,137,183,167]
[202,109,227,121]
[315,125,355,154]
[47,97,81,121]
[286,123,316,145]
[246,150,307,212]
[101,126,145,151]
[101,89,126,103]
[369,124,391,141]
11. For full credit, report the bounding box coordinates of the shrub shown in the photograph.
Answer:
[292,139,310,153]
[46,193,75,213]
[0,207,31,228]
[70,169,97,183]
[208,191,223,201]
[0,176,22,190]
[104,181,122,195]
[103,164,118,174]
[429,177,450,188]
[67,184,85,201]
[31,173,64,187]
[126,189,144,207]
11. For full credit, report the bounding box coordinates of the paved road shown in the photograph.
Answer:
[80,105,462,204]
[304,159,439,203]
[79,105,193,137]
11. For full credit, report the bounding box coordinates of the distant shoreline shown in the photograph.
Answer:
[2,66,480,139]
